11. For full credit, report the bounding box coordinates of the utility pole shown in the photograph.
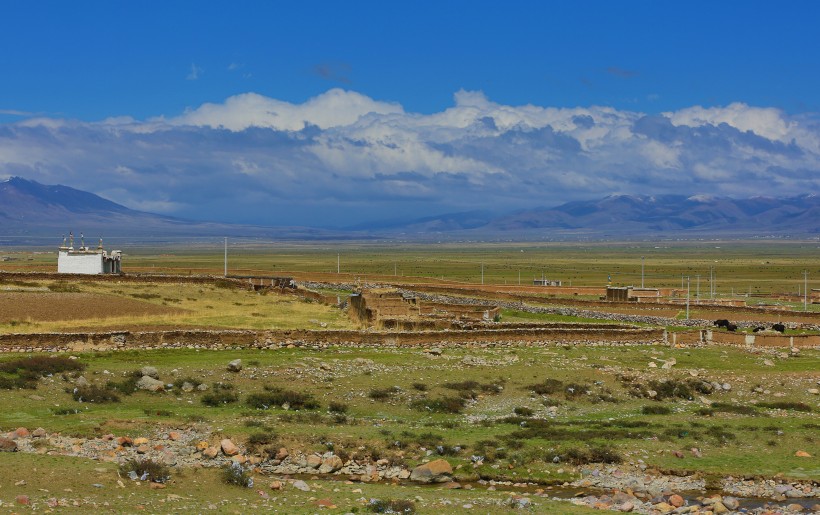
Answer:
[337,254,340,274]
[805,270,809,312]
[223,237,227,277]
[686,276,690,320]
[695,274,700,301]
[709,266,714,299]
[641,256,645,288]
[481,263,484,285]
[394,262,397,276]
[518,270,521,286]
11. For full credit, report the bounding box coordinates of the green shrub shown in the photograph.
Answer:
[527,378,564,395]
[369,386,401,401]
[246,432,278,451]
[247,386,319,410]
[561,446,622,465]
[328,402,348,414]
[514,406,534,417]
[0,356,86,389]
[73,385,120,403]
[642,405,672,415]
[410,395,466,414]
[368,499,416,513]
[221,462,253,487]
[757,401,812,412]
[202,383,238,406]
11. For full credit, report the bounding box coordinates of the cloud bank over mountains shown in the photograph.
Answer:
[1,89,818,226]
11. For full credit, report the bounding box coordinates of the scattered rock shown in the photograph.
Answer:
[14,427,29,438]
[136,375,165,392]
[202,446,219,459]
[319,455,343,474]
[795,450,812,458]
[133,437,149,446]
[668,494,684,507]
[220,439,239,456]
[16,495,30,505]
[32,427,47,438]
[227,359,242,372]
[140,366,159,379]
[0,437,18,452]
[168,431,181,441]
[292,479,310,492]
[75,376,89,387]
[269,480,282,490]
[410,459,453,483]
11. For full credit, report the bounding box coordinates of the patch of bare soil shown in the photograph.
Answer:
[0,292,185,322]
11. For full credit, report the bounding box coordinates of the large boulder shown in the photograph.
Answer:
[136,375,165,392]
[0,437,17,452]
[318,455,344,474]
[221,439,239,456]
[409,459,453,483]
[140,366,160,379]
[227,359,242,372]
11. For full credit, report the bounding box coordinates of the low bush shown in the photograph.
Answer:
[247,386,319,410]
[201,383,239,407]
[221,462,253,487]
[73,385,120,403]
[642,405,672,415]
[368,499,416,513]
[757,401,812,412]
[105,371,142,394]
[246,432,278,451]
[411,382,428,392]
[513,406,534,417]
[410,395,466,414]
[328,402,348,414]
[0,356,86,389]
[561,446,622,465]
[527,378,564,395]
[369,386,401,401]
[710,403,759,416]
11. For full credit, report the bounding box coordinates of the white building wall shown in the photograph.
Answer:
[58,251,104,274]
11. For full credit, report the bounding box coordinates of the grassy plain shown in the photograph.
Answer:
[1,345,817,482]
[1,241,819,512]
[3,240,819,298]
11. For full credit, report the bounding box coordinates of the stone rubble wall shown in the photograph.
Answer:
[0,326,665,353]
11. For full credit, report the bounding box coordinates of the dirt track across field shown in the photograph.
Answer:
[0,291,184,322]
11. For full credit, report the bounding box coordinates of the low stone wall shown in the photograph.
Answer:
[0,271,249,289]
[0,326,665,353]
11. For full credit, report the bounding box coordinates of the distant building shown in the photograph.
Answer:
[606,286,660,302]
[57,234,121,275]
[532,278,562,286]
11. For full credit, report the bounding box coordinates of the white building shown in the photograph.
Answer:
[57,235,121,275]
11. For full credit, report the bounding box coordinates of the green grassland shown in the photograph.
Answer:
[1,345,817,485]
[5,240,820,296]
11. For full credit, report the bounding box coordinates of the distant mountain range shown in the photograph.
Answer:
[0,177,348,243]
[1,177,818,243]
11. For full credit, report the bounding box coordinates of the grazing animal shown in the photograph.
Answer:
[714,319,731,329]
[752,326,765,332]
[726,323,738,332]
[772,323,786,333]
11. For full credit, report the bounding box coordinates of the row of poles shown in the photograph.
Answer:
[222,239,811,313]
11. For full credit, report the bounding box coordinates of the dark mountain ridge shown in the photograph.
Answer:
[1,177,817,242]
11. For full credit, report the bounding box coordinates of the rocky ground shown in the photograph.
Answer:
[2,425,818,514]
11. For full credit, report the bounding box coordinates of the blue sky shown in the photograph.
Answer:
[1,1,819,226]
